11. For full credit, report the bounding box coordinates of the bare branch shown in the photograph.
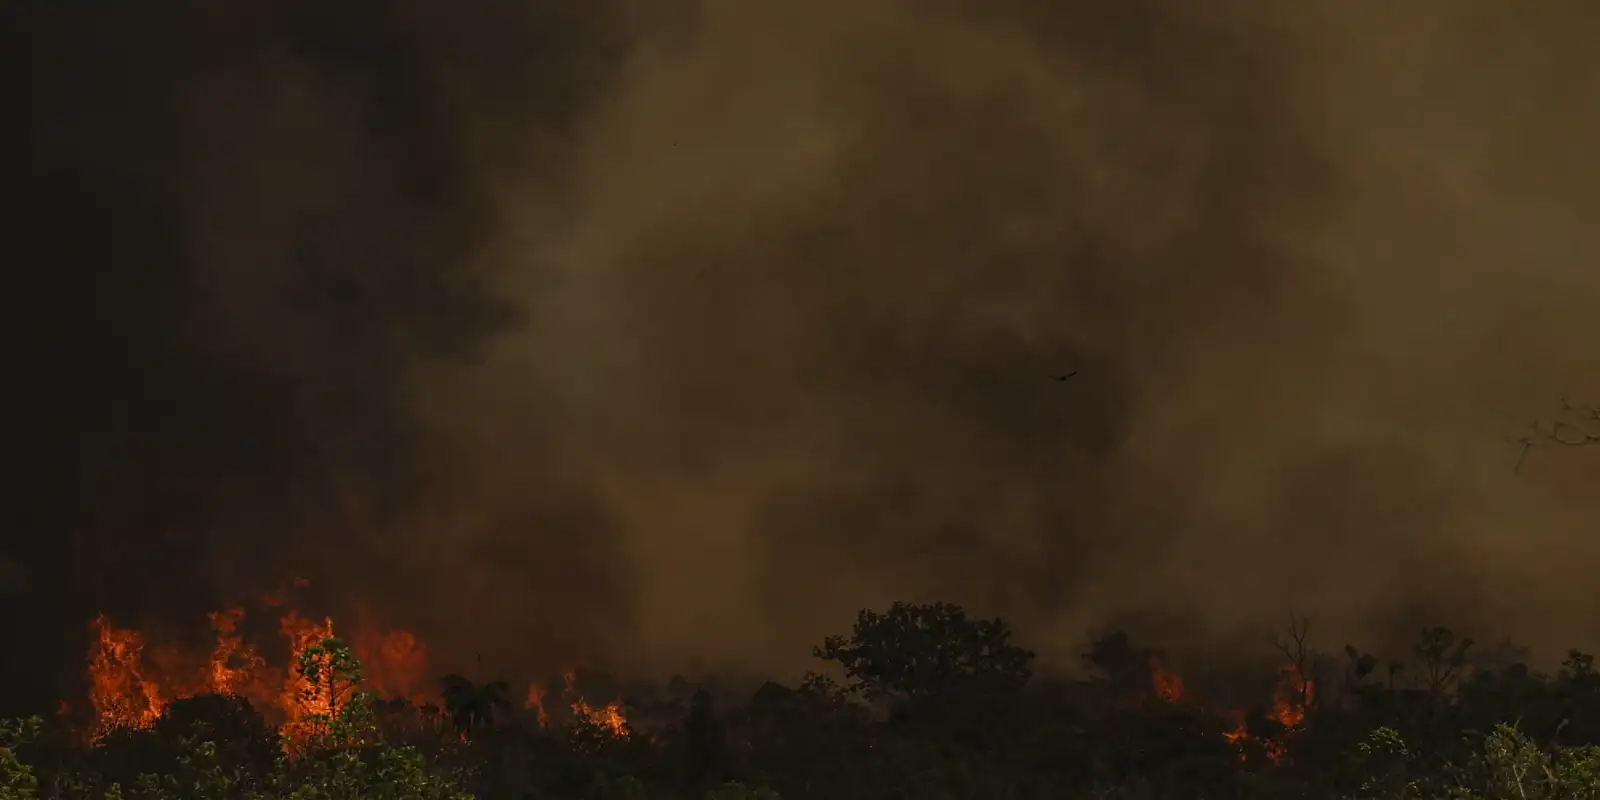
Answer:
[1509,398,1599,473]
[1268,610,1311,664]
[1543,396,1600,446]
[1269,610,1315,711]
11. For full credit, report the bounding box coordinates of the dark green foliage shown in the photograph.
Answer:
[440,675,514,739]
[10,604,1600,798]
[812,601,1034,701]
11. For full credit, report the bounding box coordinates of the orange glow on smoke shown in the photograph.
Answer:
[1149,656,1184,703]
[525,683,550,727]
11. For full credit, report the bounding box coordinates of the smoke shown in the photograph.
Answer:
[9,0,1599,712]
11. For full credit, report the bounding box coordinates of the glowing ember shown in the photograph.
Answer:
[1223,711,1248,746]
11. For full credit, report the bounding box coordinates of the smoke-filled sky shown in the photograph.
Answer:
[9,0,1599,712]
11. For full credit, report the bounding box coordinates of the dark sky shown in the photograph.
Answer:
[8,0,1600,715]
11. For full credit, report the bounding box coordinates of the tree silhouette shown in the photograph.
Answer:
[813,601,1034,702]
[1082,630,1161,703]
[1414,626,1474,706]
[439,674,513,738]
[683,689,726,792]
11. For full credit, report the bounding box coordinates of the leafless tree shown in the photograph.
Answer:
[1511,397,1599,473]
[1414,626,1474,708]
[1270,611,1317,713]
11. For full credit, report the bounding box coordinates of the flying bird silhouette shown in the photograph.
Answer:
[1049,371,1078,381]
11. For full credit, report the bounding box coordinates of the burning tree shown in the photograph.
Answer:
[285,635,370,750]
[86,616,166,740]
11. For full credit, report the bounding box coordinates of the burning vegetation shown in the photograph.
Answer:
[26,597,1600,799]
[72,591,1315,763]
[76,579,631,751]
[1148,653,1315,763]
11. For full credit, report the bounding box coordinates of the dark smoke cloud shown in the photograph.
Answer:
[9,0,1599,713]
[9,0,635,711]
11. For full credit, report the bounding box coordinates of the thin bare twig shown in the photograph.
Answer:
[1510,397,1599,474]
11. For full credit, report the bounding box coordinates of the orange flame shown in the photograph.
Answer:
[1149,656,1184,703]
[1220,664,1313,763]
[525,683,550,727]
[1223,711,1248,746]
[1269,663,1314,729]
[86,615,166,740]
[278,611,338,747]
[573,699,629,737]
[561,669,629,737]
[353,628,430,706]
[1141,658,1310,764]
[207,608,266,698]
[81,581,430,751]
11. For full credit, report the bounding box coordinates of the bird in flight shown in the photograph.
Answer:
[1049,371,1077,381]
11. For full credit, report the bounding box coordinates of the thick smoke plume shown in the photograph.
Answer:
[9,0,1599,714]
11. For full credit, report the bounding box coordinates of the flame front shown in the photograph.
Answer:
[81,588,631,750]
[83,583,430,750]
[207,608,266,698]
[87,615,166,740]
[278,611,338,746]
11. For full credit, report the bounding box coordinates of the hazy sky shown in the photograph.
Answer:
[10,0,1599,708]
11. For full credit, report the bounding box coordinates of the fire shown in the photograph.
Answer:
[1149,656,1184,703]
[1269,663,1314,729]
[81,582,430,750]
[1144,658,1313,764]
[563,669,629,736]
[1223,711,1248,746]
[1228,664,1314,763]
[81,579,631,752]
[572,697,629,737]
[542,670,629,737]
[354,628,429,706]
[525,683,550,727]
[86,615,166,739]
[278,611,339,746]
[207,608,266,698]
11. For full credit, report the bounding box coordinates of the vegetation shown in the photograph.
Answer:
[8,601,1600,798]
